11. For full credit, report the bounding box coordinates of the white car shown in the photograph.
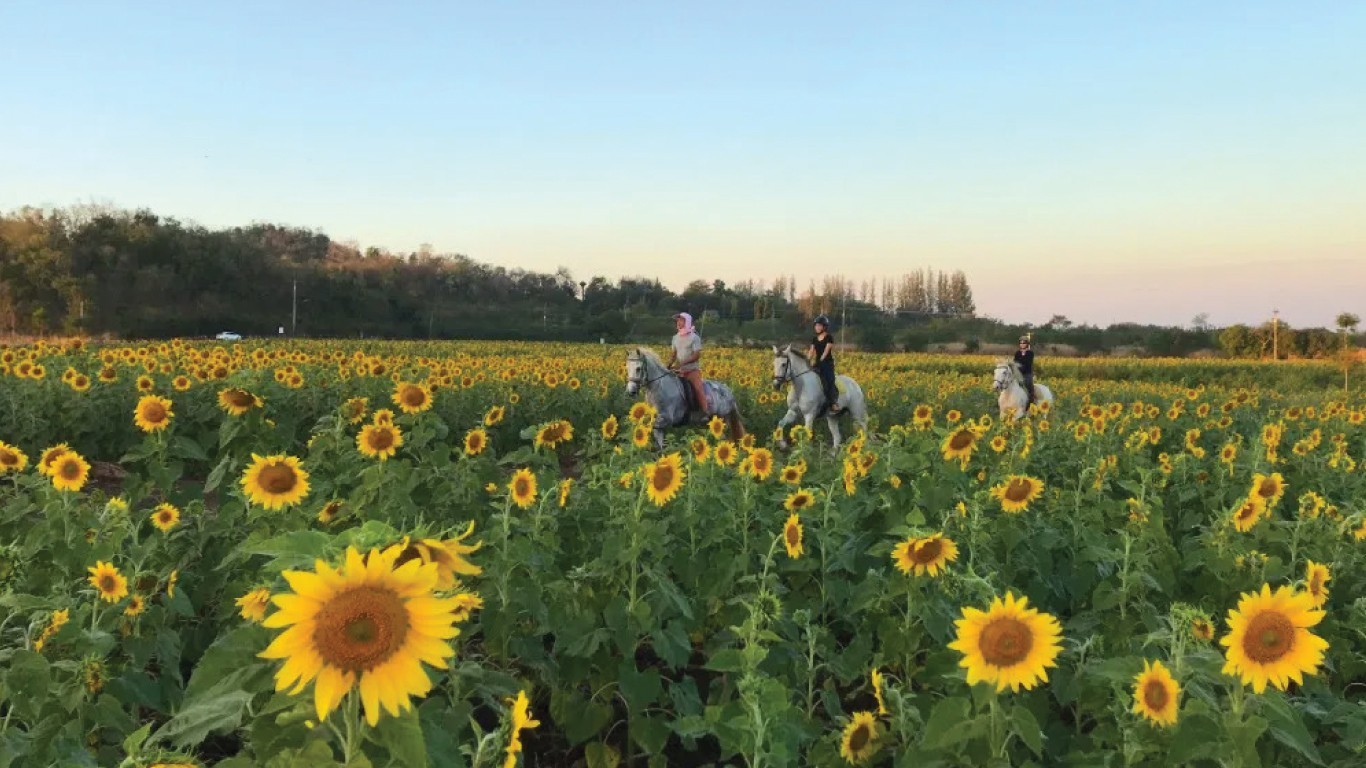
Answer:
[215,331,242,341]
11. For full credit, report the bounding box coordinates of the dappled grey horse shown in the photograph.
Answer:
[625,348,745,450]
[771,344,869,450]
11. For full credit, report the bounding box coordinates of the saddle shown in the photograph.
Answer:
[678,375,711,425]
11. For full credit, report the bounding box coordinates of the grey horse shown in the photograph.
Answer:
[625,347,745,450]
[771,344,869,450]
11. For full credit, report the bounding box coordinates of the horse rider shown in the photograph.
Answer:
[668,312,710,415]
[807,315,842,415]
[1015,335,1035,408]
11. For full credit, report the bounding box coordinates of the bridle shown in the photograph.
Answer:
[627,356,672,390]
[773,353,816,388]
[992,364,1016,392]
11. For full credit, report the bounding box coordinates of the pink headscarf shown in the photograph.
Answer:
[674,312,695,336]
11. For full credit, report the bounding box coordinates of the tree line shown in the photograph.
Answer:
[1,205,1357,360]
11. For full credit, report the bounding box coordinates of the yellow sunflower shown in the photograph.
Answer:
[355,420,401,456]
[392,381,433,414]
[509,468,538,509]
[1248,472,1286,512]
[891,533,959,577]
[463,428,488,457]
[503,689,540,768]
[217,387,262,416]
[708,415,726,439]
[258,546,463,726]
[645,453,685,507]
[236,588,272,622]
[395,524,483,589]
[342,397,369,424]
[780,463,804,485]
[88,561,129,603]
[1304,561,1330,608]
[134,395,174,433]
[150,503,181,533]
[1219,584,1329,693]
[870,668,888,716]
[372,408,396,427]
[748,447,774,481]
[240,454,311,509]
[318,499,345,524]
[714,441,738,466]
[990,475,1045,514]
[784,489,816,513]
[1131,660,1179,727]
[941,426,981,468]
[948,591,1063,692]
[600,414,619,440]
[1192,617,1214,641]
[484,405,506,427]
[0,441,28,474]
[51,451,91,493]
[631,425,651,449]
[534,420,574,450]
[839,711,880,764]
[689,436,710,462]
[782,513,804,559]
[124,593,147,618]
[629,402,655,424]
[1231,498,1264,532]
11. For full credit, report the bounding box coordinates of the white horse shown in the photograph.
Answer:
[993,359,1054,420]
[625,348,745,450]
[771,344,869,450]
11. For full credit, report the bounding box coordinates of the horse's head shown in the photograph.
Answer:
[772,344,794,390]
[992,359,1015,392]
[625,349,645,396]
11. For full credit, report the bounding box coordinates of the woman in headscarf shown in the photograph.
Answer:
[668,312,709,415]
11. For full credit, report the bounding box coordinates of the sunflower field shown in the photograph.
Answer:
[1,338,1364,768]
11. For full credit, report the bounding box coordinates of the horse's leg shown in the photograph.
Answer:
[775,407,800,449]
[652,414,667,452]
[827,414,843,451]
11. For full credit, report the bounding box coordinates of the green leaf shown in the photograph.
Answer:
[121,722,153,755]
[1010,704,1044,757]
[3,651,50,721]
[370,706,429,768]
[585,742,621,768]
[153,685,255,748]
[705,648,745,673]
[184,624,272,700]
[172,435,209,462]
[922,696,971,749]
[1260,694,1324,766]
[631,714,671,754]
[618,662,662,711]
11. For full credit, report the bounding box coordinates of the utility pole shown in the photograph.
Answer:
[840,290,848,347]
[291,280,297,336]
[1272,308,1279,361]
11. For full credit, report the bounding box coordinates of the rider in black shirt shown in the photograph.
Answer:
[1014,335,1035,408]
[807,315,841,414]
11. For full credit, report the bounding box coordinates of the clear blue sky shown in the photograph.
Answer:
[3,1,1363,328]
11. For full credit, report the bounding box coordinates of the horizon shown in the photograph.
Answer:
[3,2,1363,329]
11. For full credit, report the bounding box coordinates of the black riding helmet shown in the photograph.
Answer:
[814,315,831,328]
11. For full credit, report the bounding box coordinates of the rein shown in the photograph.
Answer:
[774,355,817,386]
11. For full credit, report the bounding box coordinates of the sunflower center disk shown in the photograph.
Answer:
[99,575,116,592]
[785,526,800,546]
[369,429,395,451]
[227,391,253,408]
[1243,612,1294,663]
[1143,680,1169,709]
[979,617,1033,666]
[949,431,974,451]
[313,586,411,672]
[1005,481,1031,502]
[143,403,166,422]
[913,540,943,563]
[61,462,81,480]
[652,468,674,492]
[258,464,298,494]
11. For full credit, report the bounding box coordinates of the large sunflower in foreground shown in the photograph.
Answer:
[357,423,404,461]
[240,454,311,510]
[1219,584,1328,693]
[644,453,685,507]
[1131,659,1180,727]
[948,591,1063,692]
[134,395,174,433]
[839,711,880,764]
[990,475,1045,513]
[891,533,959,577]
[51,451,91,493]
[392,381,434,414]
[258,546,464,726]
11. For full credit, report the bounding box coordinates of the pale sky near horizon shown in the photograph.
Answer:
[3,2,1363,329]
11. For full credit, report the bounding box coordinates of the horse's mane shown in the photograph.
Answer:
[633,347,666,368]
[780,344,812,369]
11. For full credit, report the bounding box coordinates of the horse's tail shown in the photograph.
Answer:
[727,408,746,441]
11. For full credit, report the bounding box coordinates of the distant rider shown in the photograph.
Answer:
[1014,335,1035,408]
[807,315,841,415]
[668,312,710,415]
